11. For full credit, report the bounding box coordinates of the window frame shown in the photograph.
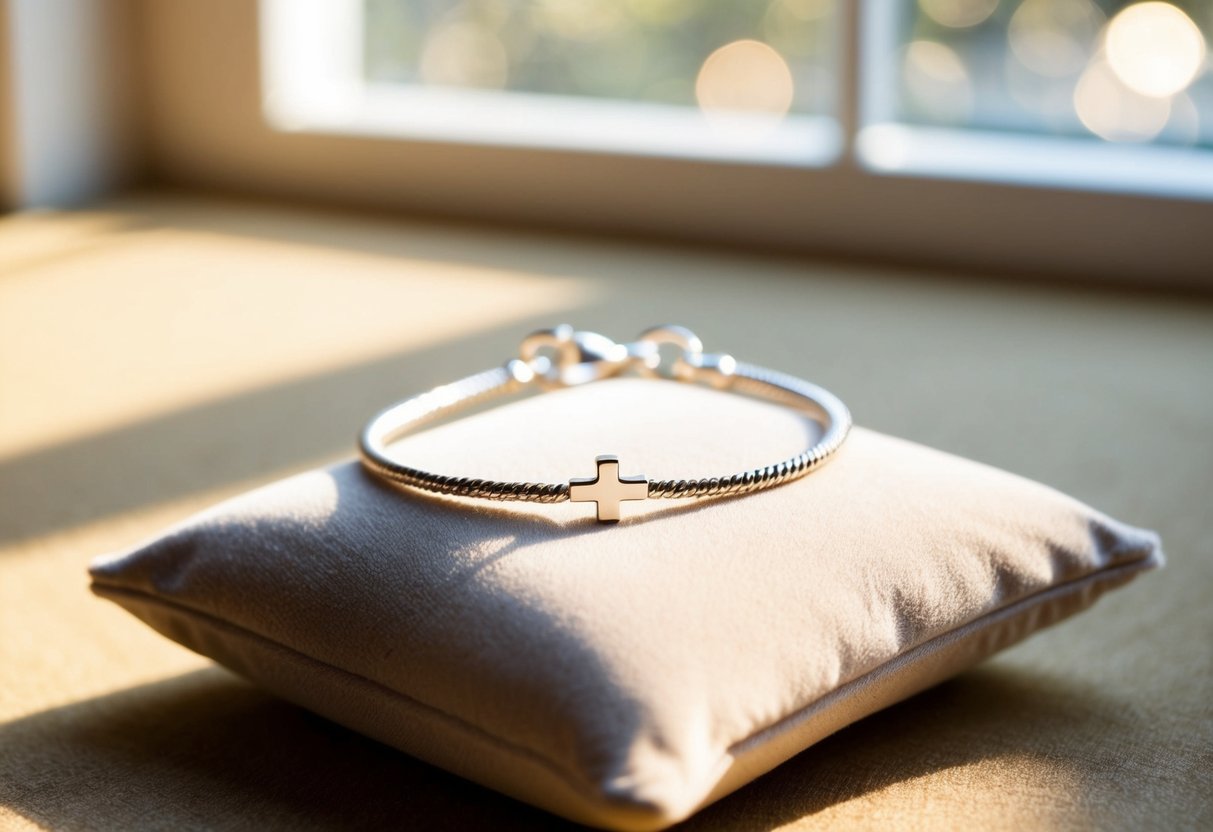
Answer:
[130,0,1213,286]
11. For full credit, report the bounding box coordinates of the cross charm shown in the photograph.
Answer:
[568,455,648,523]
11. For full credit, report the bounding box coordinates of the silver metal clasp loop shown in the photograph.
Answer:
[631,324,736,389]
[514,325,631,388]
[510,324,735,390]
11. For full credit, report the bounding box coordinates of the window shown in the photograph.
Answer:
[265,0,1213,198]
[82,1,1204,285]
[860,0,1213,198]
[264,0,843,164]
[892,0,1210,147]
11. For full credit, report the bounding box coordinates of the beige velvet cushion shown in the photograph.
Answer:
[88,379,1162,831]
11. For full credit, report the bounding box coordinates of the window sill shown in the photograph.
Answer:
[858,124,1213,203]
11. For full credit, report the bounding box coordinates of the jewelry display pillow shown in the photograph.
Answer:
[90,379,1162,831]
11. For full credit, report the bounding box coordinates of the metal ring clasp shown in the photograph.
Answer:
[510,324,736,390]
[632,324,736,389]
[515,325,631,388]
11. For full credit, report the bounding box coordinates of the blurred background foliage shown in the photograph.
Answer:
[901,0,1211,145]
[364,0,837,115]
[364,0,1211,146]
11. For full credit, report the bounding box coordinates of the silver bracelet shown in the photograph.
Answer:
[359,325,852,523]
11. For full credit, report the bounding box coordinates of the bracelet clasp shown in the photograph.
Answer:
[512,324,735,390]
[516,325,633,389]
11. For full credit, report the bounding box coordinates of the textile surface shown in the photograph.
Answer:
[1,194,1210,830]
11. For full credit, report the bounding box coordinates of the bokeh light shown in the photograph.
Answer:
[918,0,1000,29]
[1008,0,1105,78]
[1074,57,1172,140]
[367,0,1213,150]
[695,40,795,118]
[902,40,973,123]
[365,0,836,117]
[897,0,1212,148]
[420,21,509,88]
[1105,2,1206,98]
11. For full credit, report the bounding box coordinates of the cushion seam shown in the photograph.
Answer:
[724,551,1158,757]
[91,547,1157,814]
[89,581,611,808]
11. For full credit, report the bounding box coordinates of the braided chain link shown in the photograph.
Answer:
[644,362,849,499]
[358,366,572,503]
